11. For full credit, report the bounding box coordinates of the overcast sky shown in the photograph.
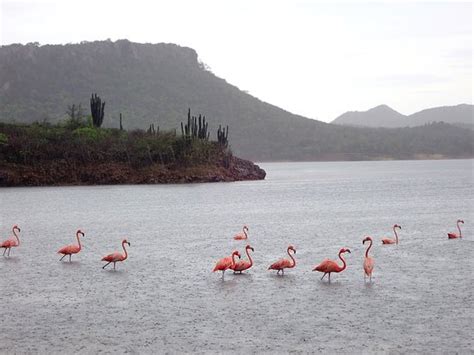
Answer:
[1,0,471,122]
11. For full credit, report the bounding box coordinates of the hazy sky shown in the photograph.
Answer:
[1,0,472,122]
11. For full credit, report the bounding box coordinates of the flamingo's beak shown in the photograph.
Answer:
[347,249,351,253]
[128,242,131,246]
[251,247,255,252]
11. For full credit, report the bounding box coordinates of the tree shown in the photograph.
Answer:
[66,103,84,121]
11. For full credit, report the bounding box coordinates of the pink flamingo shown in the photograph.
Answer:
[102,239,131,270]
[448,219,464,239]
[363,237,374,282]
[234,225,249,240]
[268,245,296,274]
[231,245,254,273]
[313,248,351,282]
[213,250,240,278]
[381,224,402,245]
[0,225,21,257]
[58,229,85,262]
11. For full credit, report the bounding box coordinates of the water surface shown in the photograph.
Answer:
[1,159,473,353]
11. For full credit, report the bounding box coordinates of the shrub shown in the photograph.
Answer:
[0,133,8,145]
[73,127,105,141]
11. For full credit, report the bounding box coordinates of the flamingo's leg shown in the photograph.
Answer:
[69,254,72,262]
[2,248,6,256]
[328,273,331,282]
[102,262,111,269]
[113,262,116,270]
[7,248,11,257]
[321,273,326,280]
[59,254,66,261]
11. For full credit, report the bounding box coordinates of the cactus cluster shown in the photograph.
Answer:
[217,124,229,147]
[181,108,210,141]
[90,93,105,128]
[147,123,160,136]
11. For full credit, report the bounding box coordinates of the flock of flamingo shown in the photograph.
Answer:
[213,219,465,281]
[0,226,130,269]
[0,219,465,276]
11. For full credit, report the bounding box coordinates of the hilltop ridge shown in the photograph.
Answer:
[332,103,473,128]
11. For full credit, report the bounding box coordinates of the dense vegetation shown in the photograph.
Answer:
[0,40,472,160]
[290,122,473,161]
[0,117,265,186]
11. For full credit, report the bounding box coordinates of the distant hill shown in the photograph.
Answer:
[332,104,473,128]
[332,105,407,128]
[409,104,473,127]
[0,40,472,161]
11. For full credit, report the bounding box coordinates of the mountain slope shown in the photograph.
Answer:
[332,104,473,128]
[0,40,472,161]
[409,104,473,126]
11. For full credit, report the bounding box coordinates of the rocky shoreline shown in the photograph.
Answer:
[0,156,266,187]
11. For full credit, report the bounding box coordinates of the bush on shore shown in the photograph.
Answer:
[0,119,231,169]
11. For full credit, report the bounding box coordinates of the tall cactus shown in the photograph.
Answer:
[217,125,229,147]
[198,114,210,140]
[181,108,209,141]
[147,123,159,136]
[90,93,105,128]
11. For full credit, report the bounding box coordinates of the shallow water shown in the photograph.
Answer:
[1,159,473,353]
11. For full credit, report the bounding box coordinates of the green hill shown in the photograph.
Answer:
[1,40,472,161]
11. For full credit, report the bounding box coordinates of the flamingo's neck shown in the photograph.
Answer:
[457,222,462,237]
[231,253,238,268]
[243,228,248,239]
[76,232,82,250]
[13,228,20,245]
[122,243,128,260]
[287,249,296,268]
[365,240,372,258]
[246,248,253,267]
[393,227,399,244]
[338,252,347,272]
